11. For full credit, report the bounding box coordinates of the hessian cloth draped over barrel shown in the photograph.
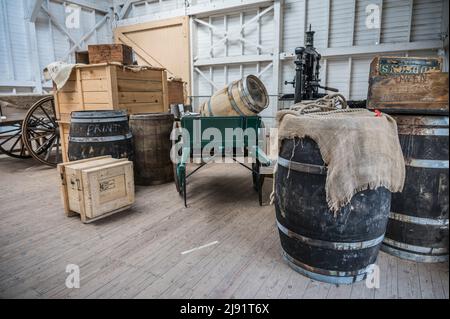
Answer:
[276,98,406,214]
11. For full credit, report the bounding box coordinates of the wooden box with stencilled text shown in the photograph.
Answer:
[367,56,448,114]
[57,156,135,223]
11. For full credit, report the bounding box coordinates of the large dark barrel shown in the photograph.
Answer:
[68,110,133,161]
[275,137,391,284]
[381,115,449,262]
[129,113,174,186]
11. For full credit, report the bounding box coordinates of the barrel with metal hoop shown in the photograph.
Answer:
[275,137,391,284]
[129,113,174,186]
[200,75,269,117]
[381,115,449,262]
[68,110,133,161]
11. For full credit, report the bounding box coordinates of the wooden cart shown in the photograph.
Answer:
[173,115,272,207]
[0,96,62,166]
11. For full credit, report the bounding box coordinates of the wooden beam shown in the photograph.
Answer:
[41,5,80,47]
[118,0,135,19]
[116,0,273,27]
[28,0,44,22]
[280,40,445,59]
[194,55,273,67]
[62,13,110,61]
[350,0,356,46]
[26,21,43,93]
[51,0,110,14]
[272,0,283,104]
[194,67,219,91]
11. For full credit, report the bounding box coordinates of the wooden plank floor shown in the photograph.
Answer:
[0,155,448,299]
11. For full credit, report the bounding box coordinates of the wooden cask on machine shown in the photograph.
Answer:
[200,75,269,116]
[129,113,174,185]
[381,115,449,262]
[58,156,135,223]
[68,110,133,161]
[275,138,391,284]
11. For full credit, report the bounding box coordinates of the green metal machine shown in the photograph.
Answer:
[173,115,272,207]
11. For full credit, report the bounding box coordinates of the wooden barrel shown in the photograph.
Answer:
[275,137,391,284]
[381,115,449,262]
[68,110,133,161]
[129,113,174,186]
[200,75,269,116]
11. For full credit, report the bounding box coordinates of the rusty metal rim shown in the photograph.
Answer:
[389,212,449,226]
[383,238,448,255]
[277,220,385,250]
[278,156,327,175]
[282,250,373,285]
[381,243,449,263]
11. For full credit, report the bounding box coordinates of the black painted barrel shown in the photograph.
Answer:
[68,110,133,161]
[275,137,391,285]
[381,115,449,262]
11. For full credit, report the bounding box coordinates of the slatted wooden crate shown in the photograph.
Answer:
[54,63,169,123]
[54,63,170,161]
[58,156,135,223]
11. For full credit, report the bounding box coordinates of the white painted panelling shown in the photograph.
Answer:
[329,0,355,48]
[2,0,446,101]
[282,0,306,52]
[380,0,411,44]
[411,0,444,42]
[350,56,372,100]
[6,0,32,81]
[305,0,328,48]
[325,58,349,96]
[0,0,112,93]
[354,0,382,46]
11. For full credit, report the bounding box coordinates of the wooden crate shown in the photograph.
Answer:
[367,72,449,113]
[167,79,185,104]
[57,156,135,223]
[53,63,169,123]
[88,44,133,65]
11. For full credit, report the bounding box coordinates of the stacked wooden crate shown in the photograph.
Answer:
[54,63,169,162]
[167,78,185,104]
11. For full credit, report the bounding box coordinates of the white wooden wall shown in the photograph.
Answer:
[2,0,447,113]
[0,0,113,94]
[114,0,448,123]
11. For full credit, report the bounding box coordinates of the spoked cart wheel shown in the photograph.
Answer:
[21,96,62,167]
[0,121,31,158]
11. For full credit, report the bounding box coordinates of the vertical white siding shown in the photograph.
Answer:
[0,0,112,94]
